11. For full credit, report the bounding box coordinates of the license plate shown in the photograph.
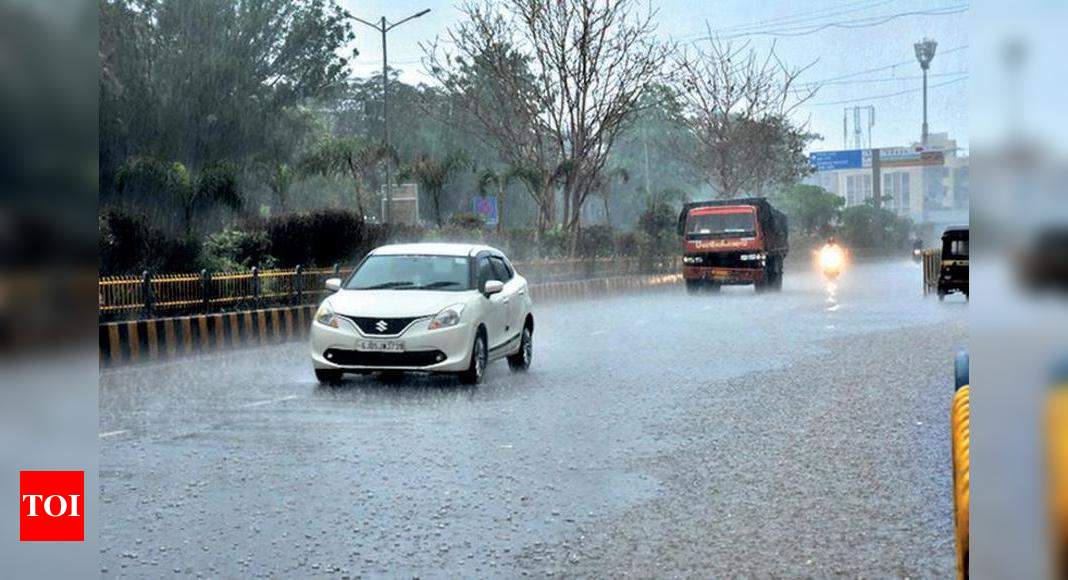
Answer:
[355,340,404,352]
[711,270,731,279]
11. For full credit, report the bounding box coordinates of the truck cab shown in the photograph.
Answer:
[677,198,788,294]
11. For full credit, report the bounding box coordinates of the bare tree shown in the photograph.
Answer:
[426,0,670,247]
[673,37,818,199]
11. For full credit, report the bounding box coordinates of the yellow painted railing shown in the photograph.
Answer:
[99,256,680,319]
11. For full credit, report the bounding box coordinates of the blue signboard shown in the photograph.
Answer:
[810,150,865,171]
[473,195,498,227]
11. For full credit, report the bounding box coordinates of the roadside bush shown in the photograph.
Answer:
[99,208,204,274]
[638,199,678,257]
[577,224,615,258]
[202,227,275,272]
[264,209,370,267]
[447,212,485,229]
[614,231,643,257]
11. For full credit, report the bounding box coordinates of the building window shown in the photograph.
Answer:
[844,174,871,206]
[883,172,910,211]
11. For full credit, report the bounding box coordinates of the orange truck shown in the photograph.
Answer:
[676,197,789,294]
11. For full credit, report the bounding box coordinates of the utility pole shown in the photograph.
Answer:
[914,38,938,147]
[346,8,431,223]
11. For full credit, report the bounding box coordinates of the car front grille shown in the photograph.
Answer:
[323,348,447,368]
[339,315,427,336]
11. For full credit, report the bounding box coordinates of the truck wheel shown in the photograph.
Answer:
[685,279,702,295]
[706,283,721,293]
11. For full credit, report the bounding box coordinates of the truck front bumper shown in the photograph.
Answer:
[684,265,765,285]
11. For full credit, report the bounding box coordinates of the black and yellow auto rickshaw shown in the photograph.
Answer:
[938,226,969,301]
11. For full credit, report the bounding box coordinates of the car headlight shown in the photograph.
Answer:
[428,303,465,330]
[315,301,340,328]
[739,253,765,261]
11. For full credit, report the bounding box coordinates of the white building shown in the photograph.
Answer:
[806,132,969,239]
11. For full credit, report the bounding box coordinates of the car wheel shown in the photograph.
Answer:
[508,325,533,372]
[459,331,487,385]
[315,368,343,385]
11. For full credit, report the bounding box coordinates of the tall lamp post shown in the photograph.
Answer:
[346,9,431,223]
[914,38,938,147]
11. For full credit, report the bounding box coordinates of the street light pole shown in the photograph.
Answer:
[914,38,938,147]
[346,9,431,224]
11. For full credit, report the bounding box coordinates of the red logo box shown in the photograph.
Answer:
[20,470,84,542]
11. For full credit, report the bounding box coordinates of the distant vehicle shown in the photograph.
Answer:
[938,227,969,301]
[817,239,847,280]
[310,243,534,385]
[677,197,789,294]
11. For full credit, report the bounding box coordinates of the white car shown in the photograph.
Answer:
[310,243,534,384]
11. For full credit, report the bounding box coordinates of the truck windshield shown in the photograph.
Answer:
[685,212,756,238]
[345,255,472,291]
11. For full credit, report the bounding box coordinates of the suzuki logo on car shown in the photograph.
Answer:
[375,320,389,332]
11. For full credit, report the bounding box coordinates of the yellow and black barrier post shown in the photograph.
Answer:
[951,351,970,579]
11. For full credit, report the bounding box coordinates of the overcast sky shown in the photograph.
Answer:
[338,0,970,153]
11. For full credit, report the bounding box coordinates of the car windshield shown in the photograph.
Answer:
[685,212,757,238]
[345,255,472,291]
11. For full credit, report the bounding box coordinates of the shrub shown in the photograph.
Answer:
[638,199,678,257]
[264,209,370,267]
[577,224,615,258]
[99,208,204,274]
[447,212,486,229]
[202,227,275,272]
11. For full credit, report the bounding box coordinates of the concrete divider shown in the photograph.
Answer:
[99,272,682,367]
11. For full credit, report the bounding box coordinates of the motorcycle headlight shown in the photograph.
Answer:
[315,301,340,329]
[428,304,466,330]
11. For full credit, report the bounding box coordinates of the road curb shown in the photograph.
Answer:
[99,272,682,368]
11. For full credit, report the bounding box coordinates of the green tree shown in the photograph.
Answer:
[593,167,630,228]
[839,203,912,250]
[399,152,472,226]
[115,157,242,235]
[299,137,396,218]
[99,0,355,195]
[771,184,844,237]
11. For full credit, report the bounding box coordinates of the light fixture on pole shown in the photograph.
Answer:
[914,38,938,147]
[346,9,431,224]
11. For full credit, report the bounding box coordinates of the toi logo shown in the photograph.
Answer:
[20,470,84,542]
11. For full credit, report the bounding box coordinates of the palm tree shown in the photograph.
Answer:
[116,157,242,235]
[299,136,397,219]
[398,152,471,226]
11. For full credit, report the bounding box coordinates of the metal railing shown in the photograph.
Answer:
[99,256,681,320]
[921,249,940,295]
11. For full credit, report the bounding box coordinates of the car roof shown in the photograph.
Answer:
[371,243,500,257]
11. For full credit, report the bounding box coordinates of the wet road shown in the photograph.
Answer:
[99,259,967,577]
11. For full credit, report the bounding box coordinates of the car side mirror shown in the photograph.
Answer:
[325,278,342,292]
[483,280,504,296]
